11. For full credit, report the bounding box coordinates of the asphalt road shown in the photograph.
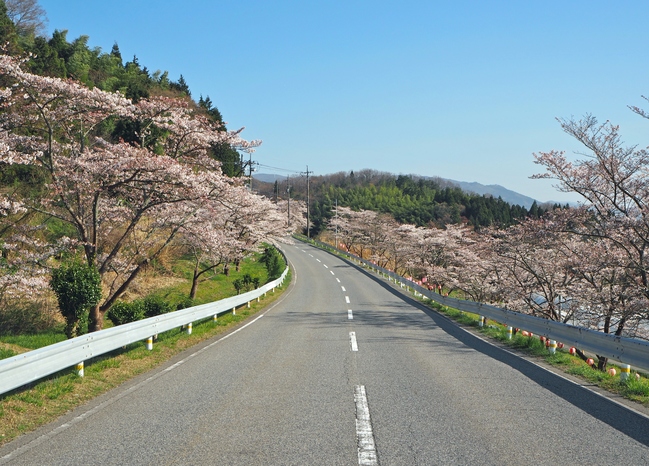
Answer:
[2,239,649,465]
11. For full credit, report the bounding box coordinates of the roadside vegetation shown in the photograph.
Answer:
[0,251,290,447]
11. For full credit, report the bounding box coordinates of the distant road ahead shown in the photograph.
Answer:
[2,240,649,465]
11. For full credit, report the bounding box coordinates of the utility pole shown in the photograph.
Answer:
[335,198,338,248]
[304,165,311,238]
[286,175,291,228]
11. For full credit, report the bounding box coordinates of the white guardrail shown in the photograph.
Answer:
[302,237,649,374]
[0,266,288,396]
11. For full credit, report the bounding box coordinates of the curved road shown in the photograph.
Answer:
[2,240,649,465]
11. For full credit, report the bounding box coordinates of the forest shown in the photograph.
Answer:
[254,169,565,236]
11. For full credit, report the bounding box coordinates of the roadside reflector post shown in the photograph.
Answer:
[479,316,485,327]
[507,327,513,339]
[247,301,251,309]
[146,336,153,351]
[548,340,557,354]
[76,361,84,377]
[186,322,192,335]
[213,314,218,322]
[621,364,631,382]
[232,307,236,315]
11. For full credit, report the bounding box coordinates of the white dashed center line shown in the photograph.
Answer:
[355,385,378,465]
[349,332,358,351]
[336,278,341,283]
[345,296,350,304]
[348,309,353,320]
[341,286,346,292]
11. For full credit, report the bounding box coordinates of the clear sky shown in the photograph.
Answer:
[38,0,649,203]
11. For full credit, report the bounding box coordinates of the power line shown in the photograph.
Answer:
[256,163,302,174]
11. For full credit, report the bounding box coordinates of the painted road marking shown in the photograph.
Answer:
[317,259,321,262]
[331,271,335,275]
[355,385,378,465]
[350,332,358,351]
[324,264,328,268]
[348,309,353,320]
[341,286,346,292]
[336,278,341,283]
[345,296,350,304]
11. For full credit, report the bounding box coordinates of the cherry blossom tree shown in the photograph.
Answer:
[178,188,288,299]
[0,54,260,331]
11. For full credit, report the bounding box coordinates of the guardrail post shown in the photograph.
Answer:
[76,361,84,377]
[507,327,513,339]
[146,336,153,351]
[247,301,251,309]
[186,322,192,335]
[620,364,631,382]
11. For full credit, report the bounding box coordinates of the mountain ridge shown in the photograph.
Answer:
[253,173,545,209]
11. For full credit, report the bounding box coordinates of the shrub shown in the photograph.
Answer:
[107,300,145,326]
[142,294,173,318]
[50,262,102,338]
[175,296,194,311]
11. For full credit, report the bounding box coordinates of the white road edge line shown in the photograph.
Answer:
[350,332,359,351]
[348,309,353,320]
[355,385,378,466]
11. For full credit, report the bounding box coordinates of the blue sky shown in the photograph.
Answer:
[38,0,649,203]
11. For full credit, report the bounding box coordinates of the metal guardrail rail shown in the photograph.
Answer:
[0,266,288,396]
[300,236,649,374]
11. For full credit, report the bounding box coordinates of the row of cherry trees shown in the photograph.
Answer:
[328,112,649,353]
[0,53,292,332]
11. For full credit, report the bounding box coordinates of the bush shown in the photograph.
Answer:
[142,294,173,318]
[175,296,194,311]
[107,300,145,326]
[50,262,102,339]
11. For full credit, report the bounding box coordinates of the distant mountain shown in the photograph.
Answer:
[254,173,286,183]
[444,179,537,209]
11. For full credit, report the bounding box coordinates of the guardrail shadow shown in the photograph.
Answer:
[332,251,649,448]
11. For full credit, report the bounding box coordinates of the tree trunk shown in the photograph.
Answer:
[88,304,104,333]
[190,262,200,300]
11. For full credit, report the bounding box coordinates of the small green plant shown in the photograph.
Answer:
[106,300,145,326]
[233,278,243,294]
